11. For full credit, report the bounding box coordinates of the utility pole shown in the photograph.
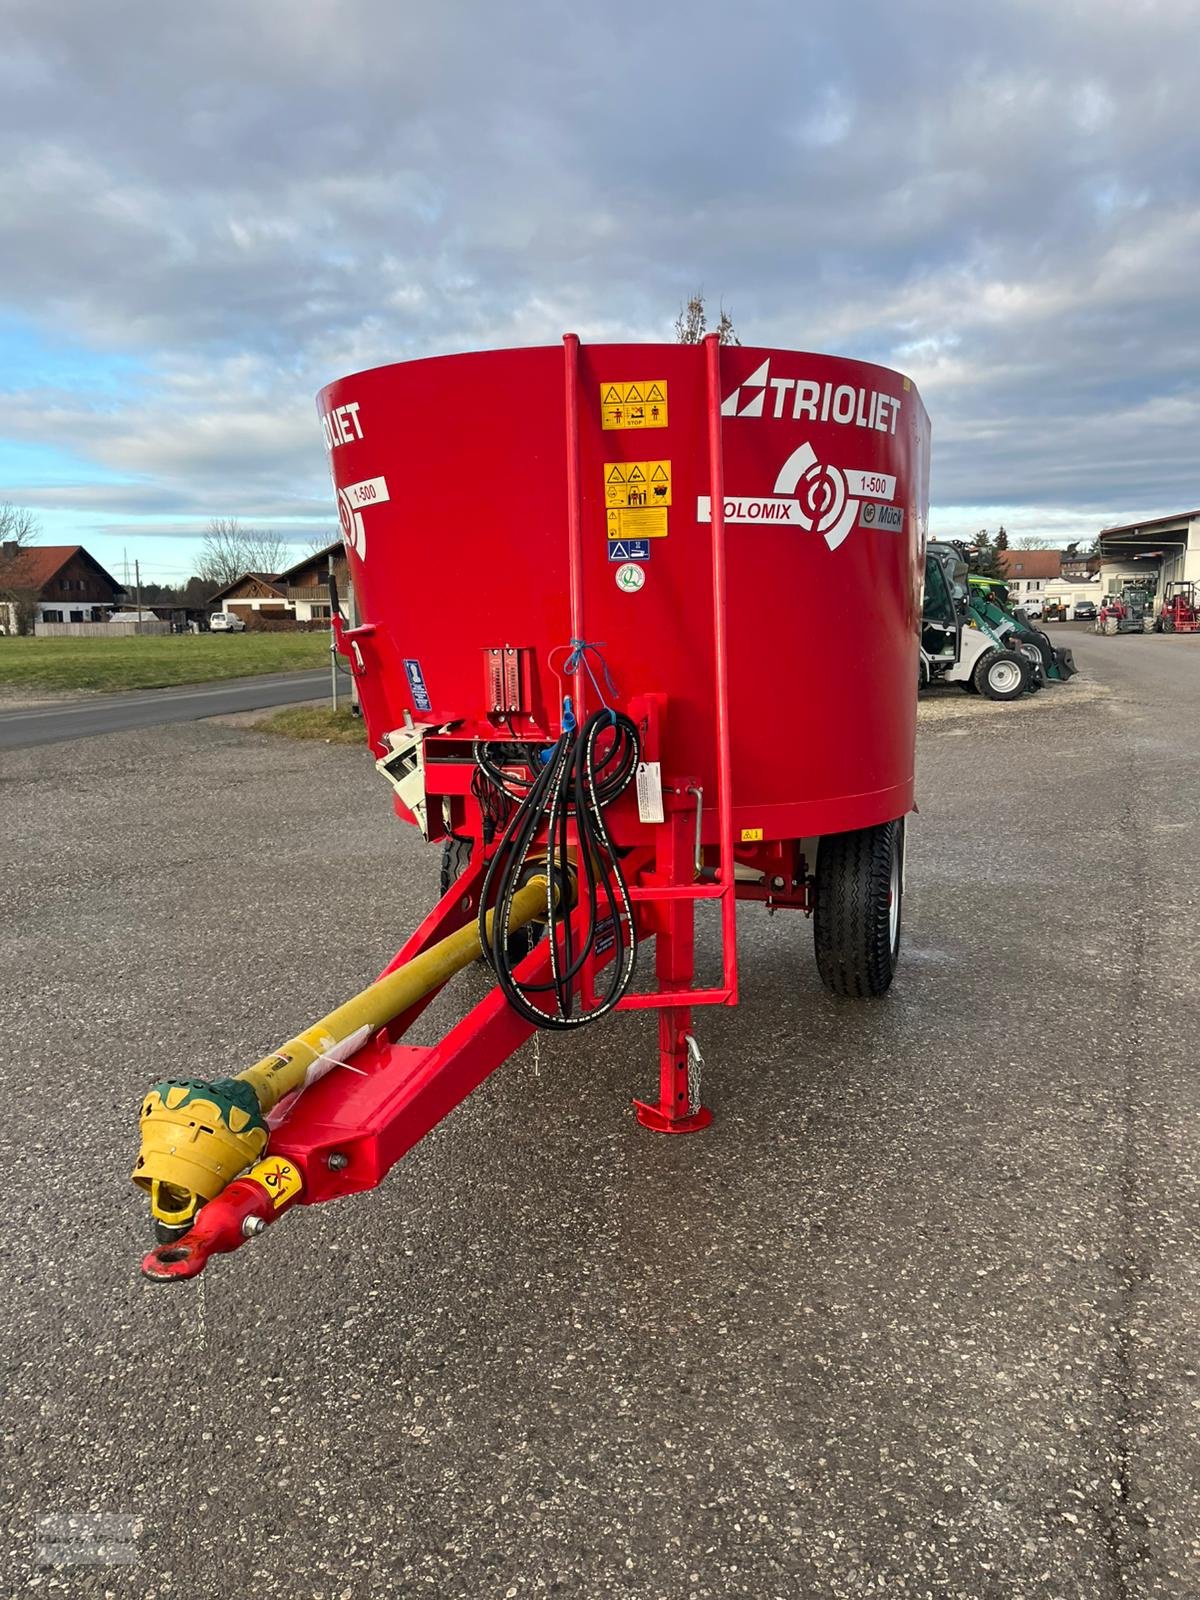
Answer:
[135,559,143,634]
[329,563,338,712]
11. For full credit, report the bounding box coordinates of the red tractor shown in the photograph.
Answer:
[1155,581,1200,633]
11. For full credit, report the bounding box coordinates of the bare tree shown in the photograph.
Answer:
[305,532,338,557]
[1012,535,1054,550]
[0,502,41,550]
[675,291,741,345]
[0,505,42,632]
[197,518,288,588]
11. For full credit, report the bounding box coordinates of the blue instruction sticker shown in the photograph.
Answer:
[403,657,432,712]
[608,538,652,561]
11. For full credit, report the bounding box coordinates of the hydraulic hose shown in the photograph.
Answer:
[477,707,640,1029]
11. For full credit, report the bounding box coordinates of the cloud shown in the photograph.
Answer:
[1,0,1198,571]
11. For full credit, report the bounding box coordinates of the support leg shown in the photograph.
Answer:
[634,1008,712,1133]
[633,803,713,1133]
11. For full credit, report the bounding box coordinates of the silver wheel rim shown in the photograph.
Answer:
[888,839,901,951]
[989,659,1021,693]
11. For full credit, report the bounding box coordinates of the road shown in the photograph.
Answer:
[0,668,330,750]
[2,625,1198,1597]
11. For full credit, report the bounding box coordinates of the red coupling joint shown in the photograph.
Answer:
[141,1174,287,1282]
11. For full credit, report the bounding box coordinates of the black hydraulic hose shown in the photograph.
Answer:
[476,709,640,1030]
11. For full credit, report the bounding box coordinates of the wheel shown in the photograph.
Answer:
[440,838,542,964]
[1016,641,1043,686]
[813,819,904,998]
[440,836,472,896]
[972,648,1029,701]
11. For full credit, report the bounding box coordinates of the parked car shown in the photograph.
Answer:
[1019,598,1044,619]
[1073,600,1097,620]
[209,611,246,632]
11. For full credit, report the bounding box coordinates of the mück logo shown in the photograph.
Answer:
[720,359,902,436]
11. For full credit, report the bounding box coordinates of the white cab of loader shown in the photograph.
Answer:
[921,544,1031,702]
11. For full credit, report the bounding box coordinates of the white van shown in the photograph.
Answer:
[209,612,246,633]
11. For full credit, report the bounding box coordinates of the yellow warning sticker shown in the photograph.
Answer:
[607,507,668,540]
[251,1155,304,1209]
[740,827,765,843]
[601,381,668,430]
[603,459,672,509]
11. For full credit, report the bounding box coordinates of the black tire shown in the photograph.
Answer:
[813,819,904,998]
[1015,640,1043,682]
[440,837,541,964]
[440,836,473,897]
[973,647,1029,701]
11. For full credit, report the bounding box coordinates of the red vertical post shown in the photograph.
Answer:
[704,333,739,1004]
[633,802,712,1133]
[562,332,587,723]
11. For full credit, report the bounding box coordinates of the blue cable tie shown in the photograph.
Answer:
[564,638,620,711]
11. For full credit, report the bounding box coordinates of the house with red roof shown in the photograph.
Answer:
[997,548,1061,611]
[0,543,125,634]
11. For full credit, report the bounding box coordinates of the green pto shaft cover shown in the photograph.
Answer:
[132,1077,272,1212]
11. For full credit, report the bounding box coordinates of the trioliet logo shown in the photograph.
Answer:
[721,359,901,435]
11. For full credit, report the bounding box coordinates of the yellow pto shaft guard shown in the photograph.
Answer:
[133,874,552,1226]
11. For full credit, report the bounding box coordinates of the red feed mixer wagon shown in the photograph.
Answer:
[134,335,929,1281]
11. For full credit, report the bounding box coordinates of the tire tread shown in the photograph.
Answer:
[813,821,901,998]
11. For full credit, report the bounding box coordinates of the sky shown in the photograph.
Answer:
[1,0,1197,583]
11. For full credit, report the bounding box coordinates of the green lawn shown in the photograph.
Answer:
[255,704,365,744]
[0,631,331,693]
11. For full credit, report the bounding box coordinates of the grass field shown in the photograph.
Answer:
[0,631,330,693]
[254,704,365,744]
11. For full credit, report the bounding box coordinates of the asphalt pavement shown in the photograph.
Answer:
[0,668,331,750]
[2,625,1198,1598]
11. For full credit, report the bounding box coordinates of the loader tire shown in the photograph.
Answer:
[973,648,1029,701]
[440,838,541,965]
[813,819,903,998]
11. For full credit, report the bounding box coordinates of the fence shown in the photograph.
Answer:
[34,621,173,638]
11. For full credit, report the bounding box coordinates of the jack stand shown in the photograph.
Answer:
[632,800,713,1133]
[634,1018,712,1133]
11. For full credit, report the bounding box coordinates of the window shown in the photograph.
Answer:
[43,609,63,622]
[311,604,331,620]
[69,610,84,622]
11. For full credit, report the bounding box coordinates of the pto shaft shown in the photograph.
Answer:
[133,875,552,1229]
